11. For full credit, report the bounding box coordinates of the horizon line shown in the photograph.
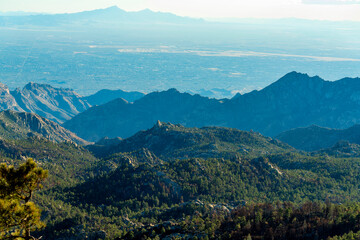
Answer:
[1,5,360,23]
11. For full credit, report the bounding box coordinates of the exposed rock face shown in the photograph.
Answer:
[0,110,89,145]
[11,82,91,123]
[0,82,144,124]
[277,124,360,151]
[64,72,360,142]
[0,83,23,111]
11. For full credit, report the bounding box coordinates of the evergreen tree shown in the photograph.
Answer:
[0,158,48,240]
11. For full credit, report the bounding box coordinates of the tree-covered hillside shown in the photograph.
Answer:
[3,122,360,239]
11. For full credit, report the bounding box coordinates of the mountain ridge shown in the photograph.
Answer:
[0,6,204,27]
[87,121,292,159]
[277,124,360,151]
[64,72,360,141]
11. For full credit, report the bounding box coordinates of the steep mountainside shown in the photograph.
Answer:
[225,72,360,136]
[0,82,144,124]
[277,124,360,151]
[64,72,360,141]
[87,121,292,159]
[0,110,88,145]
[83,89,145,106]
[11,82,91,123]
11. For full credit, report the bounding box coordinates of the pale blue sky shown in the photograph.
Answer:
[0,0,359,21]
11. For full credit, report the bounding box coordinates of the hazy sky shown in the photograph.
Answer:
[0,0,360,21]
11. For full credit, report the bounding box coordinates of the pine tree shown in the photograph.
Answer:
[0,158,48,240]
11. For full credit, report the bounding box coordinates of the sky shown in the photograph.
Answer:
[0,0,360,21]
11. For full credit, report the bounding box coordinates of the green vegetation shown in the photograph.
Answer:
[2,123,360,239]
[0,159,48,240]
[124,202,360,240]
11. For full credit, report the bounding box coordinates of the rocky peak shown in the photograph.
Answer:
[0,83,22,111]
[151,121,179,132]
[268,71,325,90]
[155,120,162,128]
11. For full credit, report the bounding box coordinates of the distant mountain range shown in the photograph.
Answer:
[0,6,203,27]
[0,110,88,145]
[0,82,144,123]
[64,72,360,141]
[83,89,145,106]
[277,124,360,151]
[2,71,360,143]
[63,88,223,141]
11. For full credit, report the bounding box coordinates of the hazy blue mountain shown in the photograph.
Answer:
[63,89,223,141]
[83,89,145,106]
[0,110,88,145]
[63,72,360,141]
[0,6,203,27]
[186,88,236,99]
[225,71,360,136]
[277,124,360,151]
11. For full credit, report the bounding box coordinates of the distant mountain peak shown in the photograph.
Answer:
[261,71,326,93]
[278,71,323,83]
[105,5,121,10]
[138,8,154,13]
[99,5,127,13]
[166,88,180,93]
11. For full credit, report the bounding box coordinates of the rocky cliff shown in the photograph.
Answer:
[0,110,89,145]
